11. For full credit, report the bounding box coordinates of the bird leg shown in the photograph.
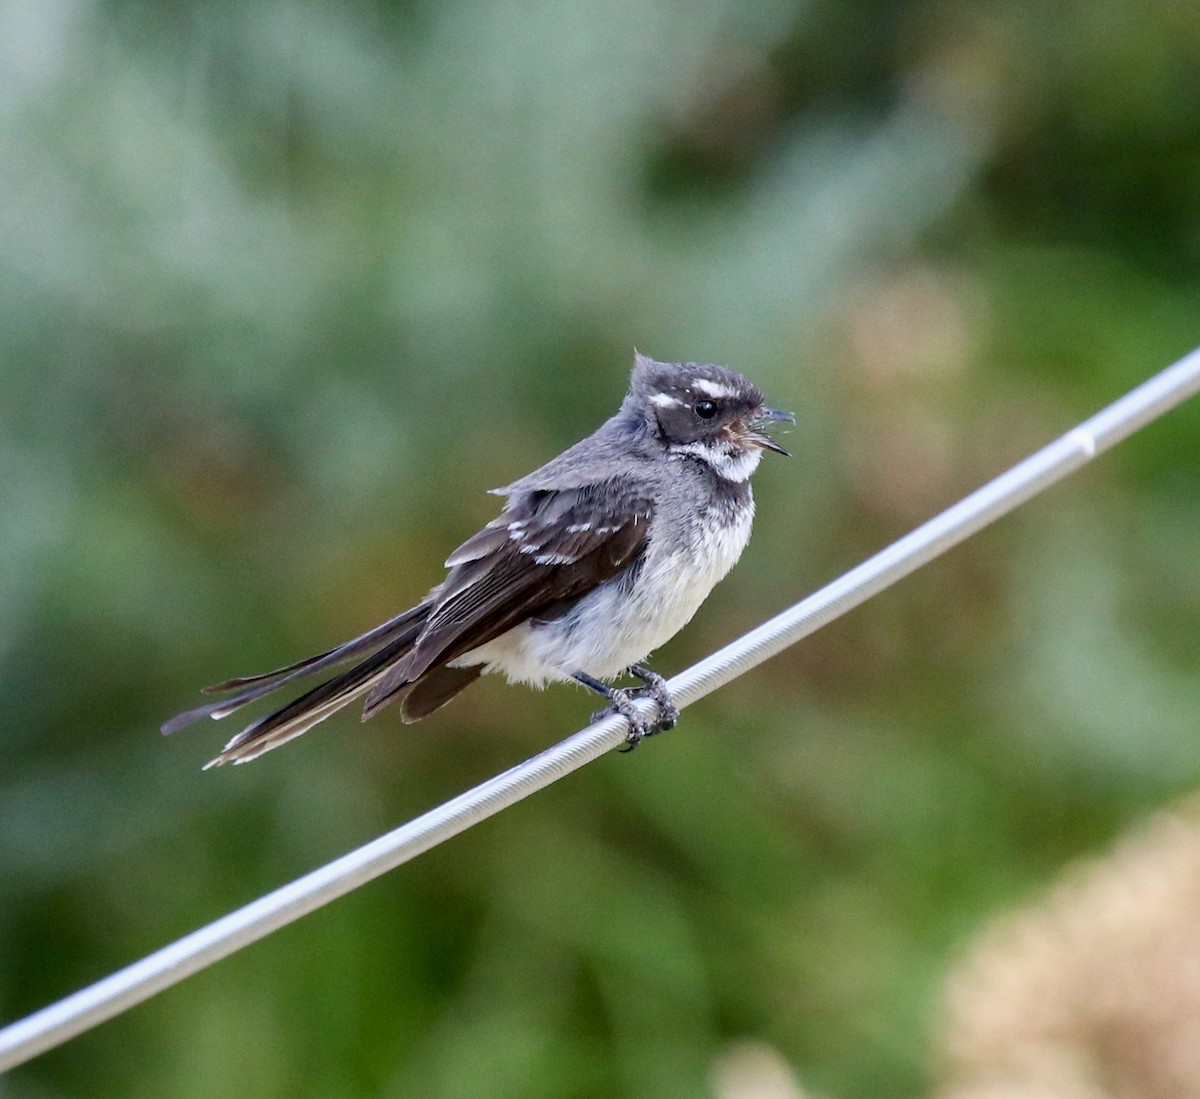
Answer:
[572,670,653,749]
[572,666,678,752]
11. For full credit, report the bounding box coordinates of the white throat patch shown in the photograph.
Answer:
[669,440,762,482]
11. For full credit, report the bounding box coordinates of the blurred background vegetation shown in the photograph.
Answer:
[2,1,1200,1096]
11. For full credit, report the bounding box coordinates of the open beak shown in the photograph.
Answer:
[745,407,796,456]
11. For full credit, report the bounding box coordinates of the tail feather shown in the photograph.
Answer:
[199,602,426,693]
[203,686,371,767]
[204,662,396,767]
[396,665,483,722]
[362,661,480,721]
[163,603,438,765]
[216,627,420,755]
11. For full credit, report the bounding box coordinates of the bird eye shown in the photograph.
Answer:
[694,400,718,419]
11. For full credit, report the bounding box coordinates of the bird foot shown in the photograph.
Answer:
[589,688,654,751]
[576,666,679,752]
[626,664,679,732]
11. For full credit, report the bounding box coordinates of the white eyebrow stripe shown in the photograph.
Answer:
[691,378,737,399]
[650,392,684,408]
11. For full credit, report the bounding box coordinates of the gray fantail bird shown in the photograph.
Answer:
[163,353,794,767]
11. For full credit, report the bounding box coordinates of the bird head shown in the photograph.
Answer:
[629,352,795,482]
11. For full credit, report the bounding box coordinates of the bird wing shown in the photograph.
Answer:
[385,478,654,687]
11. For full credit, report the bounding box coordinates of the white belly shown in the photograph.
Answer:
[455,501,755,685]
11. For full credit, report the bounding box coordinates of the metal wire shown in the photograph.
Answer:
[3,345,1200,1074]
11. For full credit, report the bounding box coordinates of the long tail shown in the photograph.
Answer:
[162,604,431,767]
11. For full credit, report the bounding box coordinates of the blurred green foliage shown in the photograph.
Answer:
[2,1,1200,1096]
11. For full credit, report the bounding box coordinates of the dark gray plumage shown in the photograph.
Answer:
[163,352,793,766]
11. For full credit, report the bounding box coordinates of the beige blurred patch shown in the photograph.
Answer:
[711,1039,823,1099]
[934,800,1200,1099]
